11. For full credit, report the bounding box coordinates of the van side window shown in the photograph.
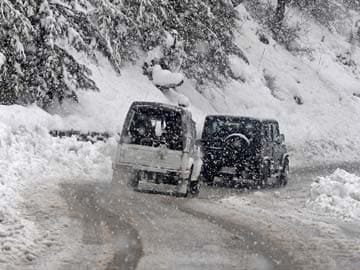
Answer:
[191,121,196,139]
[189,120,196,152]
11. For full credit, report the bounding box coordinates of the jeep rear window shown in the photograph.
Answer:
[202,116,261,141]
[123,106,184,151]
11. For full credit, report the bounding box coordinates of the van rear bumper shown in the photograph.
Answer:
[113,162,191,179]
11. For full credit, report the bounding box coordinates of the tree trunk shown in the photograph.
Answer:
[273,0,288,36]
[275,0,287,24]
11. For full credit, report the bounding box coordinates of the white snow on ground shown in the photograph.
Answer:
[221,169,360,222]
[217,170,360,269]
[0,105,115,266]
[307,169,360,220]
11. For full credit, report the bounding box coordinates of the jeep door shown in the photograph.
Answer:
[261,122,274,163]
[271,122,283,170]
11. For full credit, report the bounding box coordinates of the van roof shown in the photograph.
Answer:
[130,101,185,112]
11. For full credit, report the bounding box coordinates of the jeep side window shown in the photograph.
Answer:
[270,124,275,141]
[273,123,280,139]
[264,124,271,142]
[188,118,196,152]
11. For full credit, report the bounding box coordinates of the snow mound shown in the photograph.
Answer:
[307,169,360,220]
[152,64,184,86]
[0,105,116,265]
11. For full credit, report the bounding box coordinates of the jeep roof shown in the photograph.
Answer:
[204,115,278,124]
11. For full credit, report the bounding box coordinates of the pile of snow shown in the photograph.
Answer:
[0,104,116,264]
[152,64,184,87]
[307,169,360,220]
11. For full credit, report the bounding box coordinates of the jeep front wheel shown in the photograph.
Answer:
[258,162,270,188]
[280,159,289,186]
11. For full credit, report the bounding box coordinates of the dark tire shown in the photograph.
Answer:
[280,159,289,186]
[111,165,128,187]
[201,169,215,184]
[128,170,139,188]
[259,162,270,188]
[187,180,200,197]
[185,166,200,197]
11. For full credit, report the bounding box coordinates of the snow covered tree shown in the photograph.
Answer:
[1,0,243,107]
[290,0,339,29]
[0,0,117,108]
[273,0,288,34]
[79,0,243,88]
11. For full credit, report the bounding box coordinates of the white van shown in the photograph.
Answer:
[112,101,201,196]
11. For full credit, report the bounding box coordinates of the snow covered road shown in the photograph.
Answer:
[10,163,360,270]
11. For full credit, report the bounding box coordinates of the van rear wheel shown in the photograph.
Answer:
[112,165,127,187]
[187,180,200,197]
[128,171,139,188]
[112,166,138,189]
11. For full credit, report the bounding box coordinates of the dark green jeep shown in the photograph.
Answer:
[200,115,289,187]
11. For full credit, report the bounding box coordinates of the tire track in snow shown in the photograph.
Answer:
[175,198,301,270]
[60,183,143,270]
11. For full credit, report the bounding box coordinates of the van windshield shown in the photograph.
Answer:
[124,106,184,151]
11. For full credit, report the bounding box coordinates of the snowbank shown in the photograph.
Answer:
[0,105,116,264]
[152,64,184,86]
[307,169,360,220]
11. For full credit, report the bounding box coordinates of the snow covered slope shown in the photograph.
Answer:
[2,3,360,162]
[46,4,360,167]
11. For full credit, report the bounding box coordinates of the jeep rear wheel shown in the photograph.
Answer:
[201,169,215,184]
